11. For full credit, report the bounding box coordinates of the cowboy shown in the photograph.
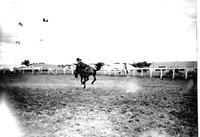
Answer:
[76,58,89,68]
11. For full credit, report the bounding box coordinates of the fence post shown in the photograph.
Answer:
[185,68,188,79]
[150,69,153,78]
[133,69,136,76]
[172,69,175,79]
[141,68,143,77]
[160,69,163,79]
[71,69,74,75]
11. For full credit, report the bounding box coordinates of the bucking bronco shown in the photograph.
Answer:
[74,58,104,88]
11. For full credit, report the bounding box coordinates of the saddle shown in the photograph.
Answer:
[77,62,90,72]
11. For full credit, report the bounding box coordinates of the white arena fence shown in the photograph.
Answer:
[0,66,197,80]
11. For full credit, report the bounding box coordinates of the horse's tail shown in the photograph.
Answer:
[95,62,104,71]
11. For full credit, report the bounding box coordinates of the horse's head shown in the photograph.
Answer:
[74,62,88,78]
[74,63,82,78]
[74,70,78,78]
[74,64,79,78]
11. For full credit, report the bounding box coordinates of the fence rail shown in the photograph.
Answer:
[0,67,197,79]
[97,67,197,79]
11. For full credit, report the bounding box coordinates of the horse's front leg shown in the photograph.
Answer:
[91,74,96,84]
[81,76,84,84]
[83,76,89,89]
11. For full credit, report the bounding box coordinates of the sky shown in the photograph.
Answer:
[0,0,197,66]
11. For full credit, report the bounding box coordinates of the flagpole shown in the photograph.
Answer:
[15,42,16,68]
[15,21,23,68]
[15,41,20,68]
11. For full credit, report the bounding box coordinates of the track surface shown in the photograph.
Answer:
[0,74,197,137]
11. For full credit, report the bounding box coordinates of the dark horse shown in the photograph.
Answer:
[74,62,104,88]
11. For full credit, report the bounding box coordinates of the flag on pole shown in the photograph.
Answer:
[15,41,20,44]
[18,22,23,27]
[43,18,48,22]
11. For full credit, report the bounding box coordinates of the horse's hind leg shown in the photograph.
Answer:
[82,79,86,88]
[83,82,86,89]
[91,74,96,84]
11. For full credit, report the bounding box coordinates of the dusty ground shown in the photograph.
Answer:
[0,74,197,137]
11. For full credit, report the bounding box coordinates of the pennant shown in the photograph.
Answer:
[43,18,48,22]
[18,22,23,27]
[15,41,20,44]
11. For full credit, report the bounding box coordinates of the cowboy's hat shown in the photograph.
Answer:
[76,58,82,61]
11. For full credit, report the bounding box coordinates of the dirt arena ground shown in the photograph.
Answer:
[0,74,197,137]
